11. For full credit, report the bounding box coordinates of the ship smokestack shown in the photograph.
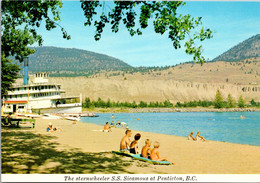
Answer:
[23,57,29,85]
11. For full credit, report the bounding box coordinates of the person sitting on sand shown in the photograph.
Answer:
[103,122,112,132]
[130,133,141,154]
[141,139,152,158]
[116,120,121,127]
[3,112,12,126]
[196,131,206,141]
[150,141,175,165]
[188,132,196,141]
[110,121,115,127]
[120,129,132,152]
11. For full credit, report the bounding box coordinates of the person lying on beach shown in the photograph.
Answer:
[188,132,196,141]
[47,123,61,132]
[150,141,175,165]
[103,122,112,132]
[141,139,152,158]
[130,133,141,154]
[120,129,132,152]
[196,131,206,141]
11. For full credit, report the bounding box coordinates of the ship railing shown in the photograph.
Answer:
[56,103,81,108]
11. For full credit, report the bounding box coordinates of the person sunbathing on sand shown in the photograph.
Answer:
[104,122,112,132]
[47,123,61,132]
[130,133,141,154]
[150,141,175,164]
[141,139,152,158]
[120,129,132,152]
[188,132,196,141]
[196,131,206,141]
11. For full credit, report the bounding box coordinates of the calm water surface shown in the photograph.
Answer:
[81,112,260,146]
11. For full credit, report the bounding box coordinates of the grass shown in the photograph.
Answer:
[1,128,134,174]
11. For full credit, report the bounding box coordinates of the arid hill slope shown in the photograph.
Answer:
[48,77,259,104]
[93,60,260,85]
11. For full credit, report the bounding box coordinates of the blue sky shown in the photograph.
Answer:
[35,1,260,67]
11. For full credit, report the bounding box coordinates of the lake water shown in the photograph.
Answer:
[81,112,260,146]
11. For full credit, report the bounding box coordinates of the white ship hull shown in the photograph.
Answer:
[35,104,82,114]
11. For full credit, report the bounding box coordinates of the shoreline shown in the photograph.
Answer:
[2,117,260,174]
[83,107,260,113]
[81,121,260,147]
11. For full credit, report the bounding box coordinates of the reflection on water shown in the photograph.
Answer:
[81,112,260,146]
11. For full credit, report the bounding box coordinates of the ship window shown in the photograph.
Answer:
[15,95,17,98]
[10,95,12,99]
[7,106,11,109]
[18,106,25,109]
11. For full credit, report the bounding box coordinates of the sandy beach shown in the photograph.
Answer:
[2,117,260,174]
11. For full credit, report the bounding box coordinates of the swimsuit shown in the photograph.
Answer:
[130,148,136,154]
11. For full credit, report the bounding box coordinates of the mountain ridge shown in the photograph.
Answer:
[26,46,133,76]
[212,34,260,62]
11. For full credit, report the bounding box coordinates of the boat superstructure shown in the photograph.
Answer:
[2,72,82,114]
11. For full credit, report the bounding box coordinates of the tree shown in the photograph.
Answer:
[163,100,173,107]
[238,95,245,108]
[250,99,256,106]
[1,1,70,97]
[214,89,224,108]
[84,97,92,108]
[138,101,148,108]
[2,1,213,96]
[226,94,236,108]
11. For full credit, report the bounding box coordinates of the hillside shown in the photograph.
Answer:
[212,34,260,61]
[26,46,133,76]
[91,60,260,85]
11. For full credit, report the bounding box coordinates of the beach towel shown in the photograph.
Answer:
[112,150,173,165]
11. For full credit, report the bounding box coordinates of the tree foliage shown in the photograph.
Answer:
[214,89,224,108]
[81,1,213,64]
[1,55,20,96]
[1,1,69,96]
[226,94,236,108]
[237,95,245,108]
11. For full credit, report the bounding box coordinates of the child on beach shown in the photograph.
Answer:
[120,130,132,152]
[103,122,112,132]
[196,131,206,141]
[150,141,175,165]
[141,139,152,158]
[130,133,141,154]
[110,121,115,127]
[188,132,196,141]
